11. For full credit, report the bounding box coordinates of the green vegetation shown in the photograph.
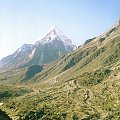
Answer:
[0,21,120,119]
[0,85,32,101]
[78,68,111,86]
[104,43,120,65]
[62,46,97,71]
[0,109,12,120]
[23,65,43,81]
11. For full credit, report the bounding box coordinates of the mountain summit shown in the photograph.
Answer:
[0,26,76,69]
[35,25,76,50]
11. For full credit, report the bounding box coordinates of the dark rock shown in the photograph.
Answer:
[23,65,43,81]
[0,109,12,120]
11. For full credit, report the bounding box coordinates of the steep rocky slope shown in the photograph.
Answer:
[0,26,76,70]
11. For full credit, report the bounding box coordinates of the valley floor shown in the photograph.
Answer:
[0,67,120,120]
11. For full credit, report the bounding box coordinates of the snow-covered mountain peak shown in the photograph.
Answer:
[49,25,58,31]
[47,25,69,40]
[35,26,76,49]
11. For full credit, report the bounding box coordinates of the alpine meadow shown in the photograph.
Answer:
[0,1,120,120]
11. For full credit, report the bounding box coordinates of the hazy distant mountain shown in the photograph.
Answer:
[0,26,76,69]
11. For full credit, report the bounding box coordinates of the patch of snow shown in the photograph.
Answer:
[13,44,34,58]
[59,51,61,56]
[28,48,36,58]
[39,52,44,64]
[35,25,76,50]
[18,48,22,52]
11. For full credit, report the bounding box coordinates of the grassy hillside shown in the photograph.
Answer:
[0,21,120,119]
[1,64,120,119]
[0,109,12,120]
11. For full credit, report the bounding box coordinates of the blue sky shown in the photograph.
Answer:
[0,0,120,59]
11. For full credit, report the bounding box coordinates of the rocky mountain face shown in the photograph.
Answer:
[0,26,76,69]
[0,44,33,69]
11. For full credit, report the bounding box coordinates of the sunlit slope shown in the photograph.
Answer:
[29,20,120,84]
[0,20,120,119]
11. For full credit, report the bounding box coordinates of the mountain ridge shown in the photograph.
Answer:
[0,26,76,69]
[0,20,120,119]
